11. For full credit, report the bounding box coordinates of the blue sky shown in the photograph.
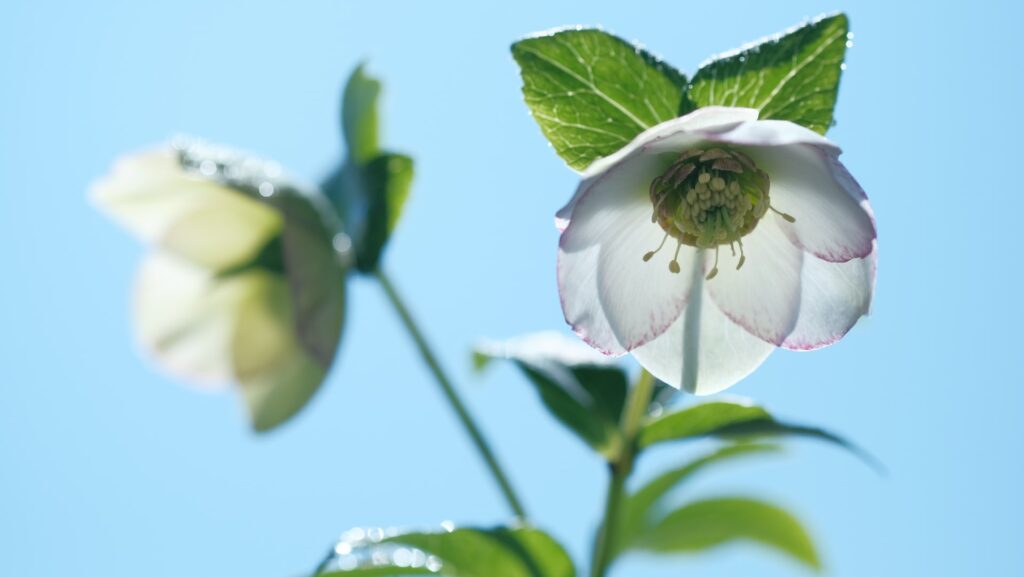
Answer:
[2,1,1021,576]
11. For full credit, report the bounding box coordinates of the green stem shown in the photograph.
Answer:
[374,268,528,521]
[589,370,655,577]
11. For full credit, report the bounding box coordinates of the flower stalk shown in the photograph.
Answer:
[374,268,528,521]
[589,369,655,577]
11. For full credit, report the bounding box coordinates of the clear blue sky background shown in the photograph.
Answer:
[2,1,1021,576]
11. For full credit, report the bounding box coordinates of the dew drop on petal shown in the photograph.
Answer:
[199,159,217,176]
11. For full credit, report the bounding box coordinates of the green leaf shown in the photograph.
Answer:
[321,568,432,576]
[634,497,821,570]
[637,400,880,472]
[324,65,414,274]
[638,401,770,448]
[688,13,849,134]
[343,63,381,163]
[475,333,628,459]
[320,525,574,577]
[512,28,692,171]
[616,443,780,554]
[354,153,414,272]
[712,418,883,473]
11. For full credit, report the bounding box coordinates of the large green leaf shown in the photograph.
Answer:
[634,497,821,570]
[319,526,574,577]
[475,333,628,459]
[323,65,414,274]
[688,13,849,134]
[512,28,692,171]
[615,443,780,555]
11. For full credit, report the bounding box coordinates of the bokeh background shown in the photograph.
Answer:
[2,1,1021,575]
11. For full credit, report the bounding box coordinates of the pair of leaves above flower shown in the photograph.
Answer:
[512,13,849,170]
[473,332,630,459]
[318,525,574,577]
[323,64,414,273]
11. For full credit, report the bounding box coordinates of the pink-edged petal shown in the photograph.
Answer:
[558,154,694,354]
[557,237,624,355]
[632,253,775,394]
[747,145,874,263]
[782,246,877,350]
[555,107,759,229]
[706,217,803,345]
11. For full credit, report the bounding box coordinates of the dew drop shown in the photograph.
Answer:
[198,159,217,176]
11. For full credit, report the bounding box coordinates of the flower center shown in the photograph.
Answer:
[644,147,793,278]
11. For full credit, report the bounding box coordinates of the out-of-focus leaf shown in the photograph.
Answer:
[324,65,415,274]
[615,443,780,555]
[354,153,413,272]
[342,63,381,163]
[475,332,628,459]
[512,28,693,171]
[633,497,821,571]
[688,13,849,134]
[319,525,574,577]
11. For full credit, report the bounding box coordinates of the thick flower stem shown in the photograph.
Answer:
[374,268,528,521]
[589,370,656,577]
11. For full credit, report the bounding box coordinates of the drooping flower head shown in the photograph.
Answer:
[558,107,876,394]
[92,139,347,431]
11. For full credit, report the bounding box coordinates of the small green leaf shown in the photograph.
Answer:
[354,153,414,272]
[475,333,628,459]
[512,28,692,171]
[688,13,849,134]
[343,63,381,163]
[320,525,574,577]
[638,401,770,448]
[615,443,780,554]
[635,498,821,570]
[324,65,414,274]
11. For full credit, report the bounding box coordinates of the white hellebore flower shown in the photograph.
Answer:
[93,139,346,431]
[557,107,876,394]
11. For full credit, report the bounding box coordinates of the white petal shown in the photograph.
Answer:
[706,217,803,345]
[700,118,838,150]
[555,107,758,229]
[92,149,283,270]
[133,253,255,388]
[475,331,615,368]
[632,253,776,394]
[231,271,325,431]
[558,154,693,353]
[730,143,874,263]
[782,247,876,350]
